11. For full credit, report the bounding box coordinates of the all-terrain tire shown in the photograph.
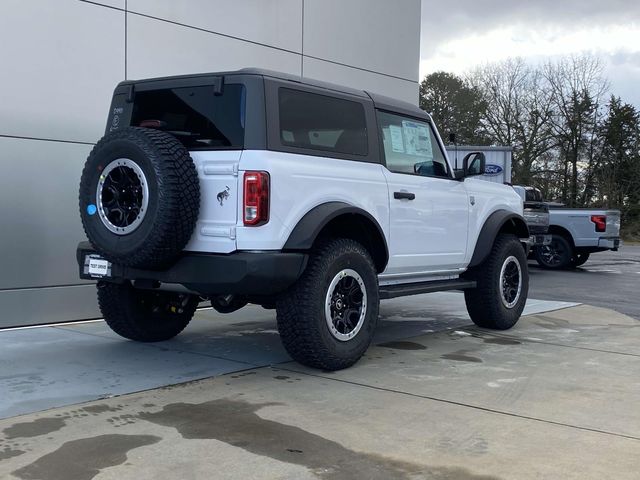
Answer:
[464,234,528,330]
[79,127,199,269]
[276,238,379,371]
[533,233,574,270]
[572,252,590,267]
[97,282,198,342]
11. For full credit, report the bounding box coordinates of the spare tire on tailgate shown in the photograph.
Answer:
[79,127,200,269]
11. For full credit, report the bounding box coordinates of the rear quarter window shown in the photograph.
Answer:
[278,88,368,156]
[131,84,245,149]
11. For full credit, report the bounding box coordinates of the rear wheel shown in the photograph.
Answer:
[276,238,379,371]
[534,233,574,270]
[464,234,528,330]
[573,252,590,267]
[97,282,198,342]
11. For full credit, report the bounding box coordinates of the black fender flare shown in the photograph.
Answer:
[469,210,529,268]
[283,202,389,271]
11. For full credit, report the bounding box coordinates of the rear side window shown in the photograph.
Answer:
[278,88,368,156]
[131,84,245,149]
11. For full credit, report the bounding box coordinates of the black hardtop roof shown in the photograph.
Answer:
[120,67,429,121]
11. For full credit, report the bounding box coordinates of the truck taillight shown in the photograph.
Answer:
[243,171,269,226]
[590,215,606,232]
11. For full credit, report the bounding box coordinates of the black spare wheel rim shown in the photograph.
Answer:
[79,127,200,269]
[97,158,149,235]
[325,269,367,341]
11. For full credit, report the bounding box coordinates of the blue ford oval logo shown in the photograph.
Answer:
[484,164,503,176]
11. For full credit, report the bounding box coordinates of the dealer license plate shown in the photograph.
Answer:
[84,254,112,278]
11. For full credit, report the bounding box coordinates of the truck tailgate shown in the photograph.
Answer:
[605,210,621,237]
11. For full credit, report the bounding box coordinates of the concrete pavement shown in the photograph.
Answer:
[1,303,638,479]
[0,293,576,419]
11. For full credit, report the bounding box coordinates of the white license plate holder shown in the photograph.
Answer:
[84,254,112,278]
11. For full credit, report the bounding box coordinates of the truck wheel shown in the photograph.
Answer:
[79,127,200,269]
[573,252,590,267]
[533,234,574,270]
[97,282,198,342]
[464,234,528,330]
[276,238,379,371]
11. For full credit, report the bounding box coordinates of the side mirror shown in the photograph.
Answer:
[448,133,457,144]
[463,152,486,177]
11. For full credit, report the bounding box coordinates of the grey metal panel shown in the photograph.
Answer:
[0,137,91,289]
[0,0,124,143]
[0,285,99,328]
[303,0,421,81]
[88,0,125,8]
[127,0,303,53]
[126,13,301,80]
[302,56,419,104]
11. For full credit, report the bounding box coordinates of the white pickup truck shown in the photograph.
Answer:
[516,187,621,269]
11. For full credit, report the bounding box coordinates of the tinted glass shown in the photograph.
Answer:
[131,84,245,149]
[378,111,449,178]
[278,88,368,156]
[525,188,543,202]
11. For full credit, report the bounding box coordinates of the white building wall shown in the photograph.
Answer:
[0,0,421,327]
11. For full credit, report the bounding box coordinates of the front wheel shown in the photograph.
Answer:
[464,234,529,330]
[276,238,379,371]
[97,282,198,342]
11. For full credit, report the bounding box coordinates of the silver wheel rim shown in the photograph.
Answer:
[325,269,367,342]
[500,255,522,309]
[96,158,149,235]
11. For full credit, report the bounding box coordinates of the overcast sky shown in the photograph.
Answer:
[420,0,640,106]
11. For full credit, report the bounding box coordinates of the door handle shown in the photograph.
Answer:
[394,191,415,200]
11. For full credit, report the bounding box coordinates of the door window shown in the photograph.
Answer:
[378,111,450,178]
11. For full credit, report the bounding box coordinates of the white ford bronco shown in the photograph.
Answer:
[77,69,529,371]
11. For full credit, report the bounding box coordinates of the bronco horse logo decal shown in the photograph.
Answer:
[217,186,230,206]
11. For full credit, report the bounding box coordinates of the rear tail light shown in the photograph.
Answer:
[243,171,270,226]
[590,215,606,232]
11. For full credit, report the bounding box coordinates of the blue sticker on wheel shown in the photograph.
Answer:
[87,204,97,215]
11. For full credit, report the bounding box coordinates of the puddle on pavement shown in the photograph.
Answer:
[12,434,161,480]
[3,417,67,439]
[441,350,483,363]
[138,398,499,480]
[377,341,427,350]
[0,448,25,461]
[483,337,521,345]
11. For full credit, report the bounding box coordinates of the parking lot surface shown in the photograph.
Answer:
[1,298,639,479]
[529,244,640,319]
[0,293,574,419]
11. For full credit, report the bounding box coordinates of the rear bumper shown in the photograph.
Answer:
[76,242,308,296]
[598,236,621,251]
[528,234,552,246]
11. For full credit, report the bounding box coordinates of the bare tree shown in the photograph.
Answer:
[542,54,609,206]
[468,58,555,185]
